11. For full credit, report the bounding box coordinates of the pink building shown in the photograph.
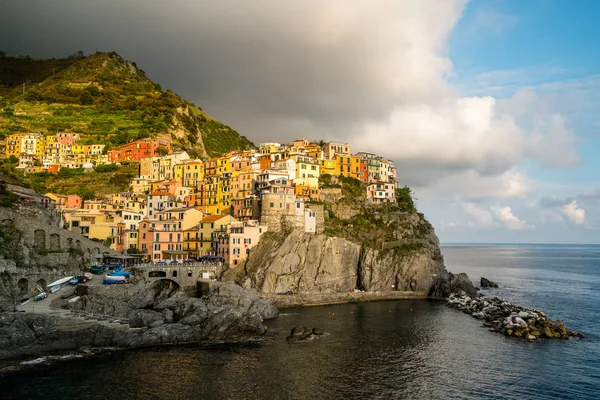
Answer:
[216,220,268,266]
[366,182,397,204]
[139,219,185,261]
[55,133,80,146]
[66,195,82,209]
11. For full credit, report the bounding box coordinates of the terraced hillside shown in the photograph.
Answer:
[0,51,255,158]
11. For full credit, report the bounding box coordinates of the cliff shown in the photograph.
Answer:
[224,179,449,298]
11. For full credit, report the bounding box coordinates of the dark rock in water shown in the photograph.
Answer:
[446,292,584,341]
[286,326,322,343]
[449,273,478,296]
[480,277,499,288]
[428,275,451,299]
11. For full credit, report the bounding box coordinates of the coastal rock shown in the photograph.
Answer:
[449,273,478,297]
[0,282,278,361]
[446,292,583,341]
[286,326,323,343]
[481,277,499,288]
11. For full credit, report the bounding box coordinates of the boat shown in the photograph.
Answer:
[107,270,132,277]
[69,277,79,285]
[89,265,105,274]
[34,292,48,301]
[103,274,126,282]
[84,272,93,281]
[68,296,81,303]
[49,284,62,293]
[47,276,75,287]
[103,279,126,285]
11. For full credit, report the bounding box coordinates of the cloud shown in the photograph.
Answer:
[539,194,571,208]
[491,205,528,230]
[418,168,532,201]
[0,0,587,220]
[561,200,586,225]
[540,211,564,223]
[461,202,494,227]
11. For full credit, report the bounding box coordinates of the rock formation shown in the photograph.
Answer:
[0,282,278,360]
[480,277,499,288]
[224,207,449,297]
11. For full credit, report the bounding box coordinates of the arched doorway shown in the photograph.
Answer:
[17,278,28,298]
[36,278,47,291]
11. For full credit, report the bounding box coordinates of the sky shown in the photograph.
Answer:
[1,0,599,244]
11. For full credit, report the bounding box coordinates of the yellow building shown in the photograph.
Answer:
[5,133,25,158]
[198,214,238,255]
[320,159,337,176]
[197,176,221,215]
[334,155,361,179]
[183,224,200,258]
[181,161,205,187]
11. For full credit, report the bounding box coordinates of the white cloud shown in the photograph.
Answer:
[418,168,532,201]
[491,205,528,230]
[462,202,494,227]
[561,200,586,225]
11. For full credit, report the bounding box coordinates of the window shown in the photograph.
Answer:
[154,244,160,250]
[269,202,274,208]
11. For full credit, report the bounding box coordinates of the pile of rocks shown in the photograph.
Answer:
[447,291,585,341]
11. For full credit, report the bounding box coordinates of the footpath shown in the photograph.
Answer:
[259,290,429,308]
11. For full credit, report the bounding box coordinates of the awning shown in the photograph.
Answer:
[161,250,190,255]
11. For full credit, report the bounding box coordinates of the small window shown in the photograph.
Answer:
[188,271,192,277]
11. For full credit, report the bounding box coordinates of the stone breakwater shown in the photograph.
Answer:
[447,292,585,341]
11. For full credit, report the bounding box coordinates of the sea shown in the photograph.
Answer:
[1,244,599,399]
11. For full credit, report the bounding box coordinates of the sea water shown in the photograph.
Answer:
[1,244,599,399]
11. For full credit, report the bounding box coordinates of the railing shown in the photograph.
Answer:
[134,262,220,269]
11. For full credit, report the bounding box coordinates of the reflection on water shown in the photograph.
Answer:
[1,245,600,400]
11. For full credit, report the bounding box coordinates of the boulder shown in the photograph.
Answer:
[480,277,499,288]
[449,273,478,296]
[286,326,322,343]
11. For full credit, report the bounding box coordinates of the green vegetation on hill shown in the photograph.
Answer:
[0,51,255,158]
[22,162,139,198]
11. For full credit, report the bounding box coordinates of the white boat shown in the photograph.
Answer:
[84,272,93,281]
[47,276,75,287]
[103,274,126,282]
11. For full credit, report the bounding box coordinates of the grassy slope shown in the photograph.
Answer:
[0,52,255,158]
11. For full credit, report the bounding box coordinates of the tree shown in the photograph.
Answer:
[8,155,18,164]
[396,186,416,212]
[80,91,94,105]
[156,146,169,156]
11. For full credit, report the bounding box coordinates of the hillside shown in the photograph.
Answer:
[0,51,255,158]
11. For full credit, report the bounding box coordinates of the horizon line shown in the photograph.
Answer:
[441,242,600,246]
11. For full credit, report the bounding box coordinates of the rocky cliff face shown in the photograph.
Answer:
[224,210,448,296]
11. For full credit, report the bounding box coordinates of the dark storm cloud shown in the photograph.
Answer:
[0,0,459,144]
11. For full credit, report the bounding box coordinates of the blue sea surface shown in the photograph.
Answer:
[1,244,599,399]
